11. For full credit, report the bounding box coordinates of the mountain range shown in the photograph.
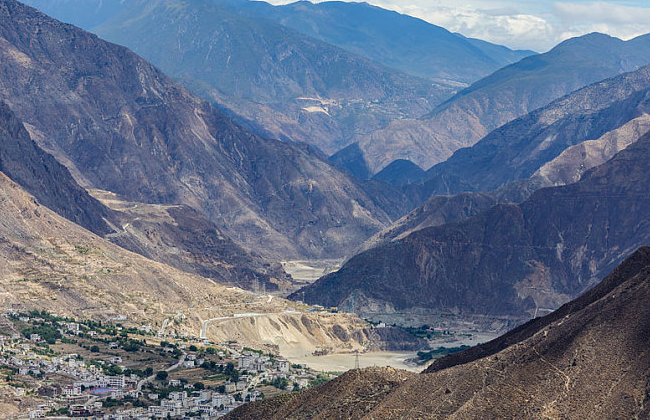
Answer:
[339,32,650,175]
[27,0,452,156]
[355,63,650,257]
[292,129,650,320]
[20,0,540,165]
[0,0,412,262]
[0,91,287,293]
[221,0,534,84]
[3,0,650,416]
[421,63,650,197]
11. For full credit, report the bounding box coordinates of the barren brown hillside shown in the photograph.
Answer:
[227,247,650,419]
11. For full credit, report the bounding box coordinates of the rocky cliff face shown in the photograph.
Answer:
[349,33,650,174]
[0,96,285,290]
[0,101,114,235]
[291,132,650,319]
[227,248,650,419]
[422,64,650,197]
[0,0,398,259]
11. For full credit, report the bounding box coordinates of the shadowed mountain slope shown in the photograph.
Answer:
[0,97,286,290]
[0,0,400,259]
[0,101,114,235]
[371,160,425,187]
[290,131,650,318]
[227,247,650,419]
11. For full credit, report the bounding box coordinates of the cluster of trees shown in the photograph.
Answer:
[416,345,469,363]
[21,323,61,345]
[403,325,451,340]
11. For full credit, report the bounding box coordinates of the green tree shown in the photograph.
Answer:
[156,371,168,381]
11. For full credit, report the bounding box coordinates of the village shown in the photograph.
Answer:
[0,310,333,419]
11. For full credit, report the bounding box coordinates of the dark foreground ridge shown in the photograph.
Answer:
[226,247,650,419]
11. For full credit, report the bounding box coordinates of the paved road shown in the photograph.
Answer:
[158,318,170,336]
[136,351,187,392]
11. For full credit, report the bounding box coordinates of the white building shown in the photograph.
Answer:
[276,359,290,373]
[63,384,82,396]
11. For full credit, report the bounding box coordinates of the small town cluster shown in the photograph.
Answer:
[0,310,333,419]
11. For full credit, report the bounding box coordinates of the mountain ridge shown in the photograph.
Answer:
[0,0,402,260]
[222,0,534,83]
[290,130,650,321]
[347,31,650,175]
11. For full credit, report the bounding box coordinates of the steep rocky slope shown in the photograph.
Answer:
[230,248,650,419]
[422,63,650,197]
[357,65,650,256]
[223,0,533,84]
[0,171,252,326]
[0,97,285,291]
[90,0,452,156]
[226,367,415,420]
[93,190,290,291]
[291,131,650,319]
[0,0,399,259]
[349,33,650,174]
[0,101,114,235]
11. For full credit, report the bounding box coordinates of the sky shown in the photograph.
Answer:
[264,0,650,52]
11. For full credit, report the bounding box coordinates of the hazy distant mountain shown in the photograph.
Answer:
[0,0,403,261]
[17,0,126,27]
[230,248,650,419]
[79,0,450,156]
[349,33,650,175]
[422,64,650,197]
[291,131,650,320]
[225,0,534,83]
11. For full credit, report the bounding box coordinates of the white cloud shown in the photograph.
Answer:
[552,2,650,43]
[264,0,650,51]
[384,4,555,51]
